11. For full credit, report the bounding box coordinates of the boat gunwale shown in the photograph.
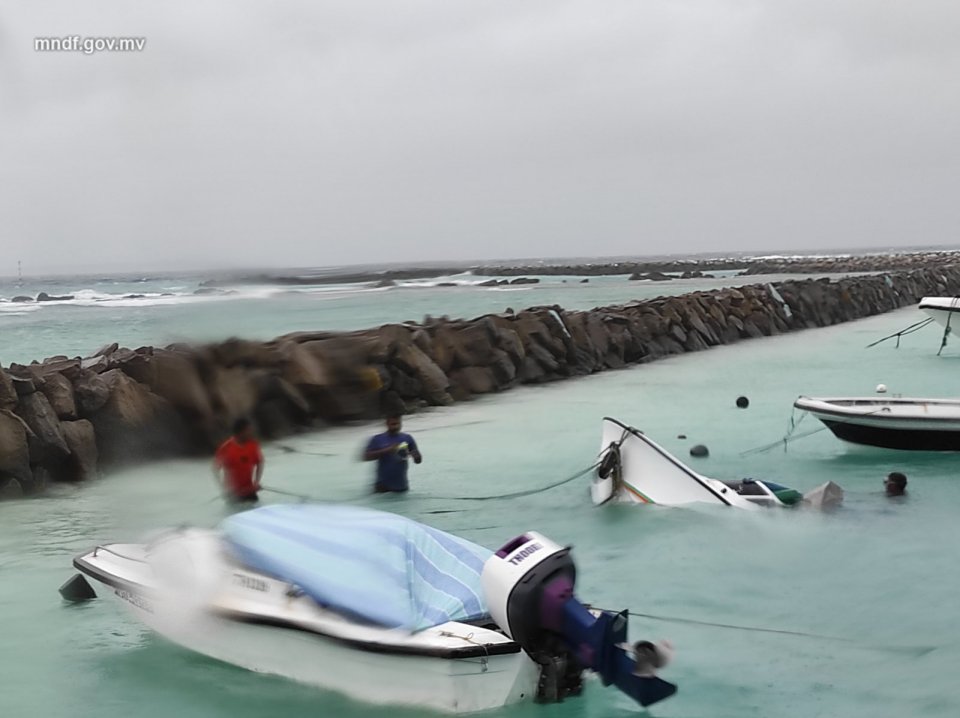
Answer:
[919,297,960,312]
[795,397,960,424]
[73,552,522,661]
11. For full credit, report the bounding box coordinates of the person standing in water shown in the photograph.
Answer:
[363,415,422,493]
[214,417,265,503]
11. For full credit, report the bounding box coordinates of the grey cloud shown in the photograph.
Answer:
[1,1,958,274]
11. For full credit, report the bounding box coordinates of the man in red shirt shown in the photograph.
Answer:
[213,418,265,503]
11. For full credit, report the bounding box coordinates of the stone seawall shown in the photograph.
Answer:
[2,266,959,496]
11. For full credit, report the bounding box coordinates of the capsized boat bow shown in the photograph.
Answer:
[592,417,842,509]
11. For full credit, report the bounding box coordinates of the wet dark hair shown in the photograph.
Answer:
[233,417,252,434]
[886,472,907,489]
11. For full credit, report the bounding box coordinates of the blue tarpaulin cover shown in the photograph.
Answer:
[221,504,492,631]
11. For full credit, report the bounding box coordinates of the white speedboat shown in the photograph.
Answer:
[591,417,842,509]
[66,504,676,713]
[919,296,960,329]
[794,396,960,451]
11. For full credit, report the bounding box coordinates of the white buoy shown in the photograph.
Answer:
[876,383,888,394]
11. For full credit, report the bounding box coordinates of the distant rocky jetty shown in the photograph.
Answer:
[738,251,960,275]
[2,265,959,497]
[197,250,960,288]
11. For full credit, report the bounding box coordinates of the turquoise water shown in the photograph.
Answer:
[2,291,959,718]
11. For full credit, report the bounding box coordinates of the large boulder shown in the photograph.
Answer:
[302,336,379,381]
[40,357,82,380]
[0,370,17,410]
[73,370,111,414]
[386,367,422,398]
[9,373,36,397]
[0,410,33,492]
[207,367,259,433]
[16,391,70,461]
[250,372,311,439]
[61,419,98,481]
[368,324,414,364]
[130,352,214,440]
[278,341,331,390]
[447,322,495,368]
[427,324,459,373]
[210,338,281,368]
[448,366,497,397]
[488,348,518,386]
[87,369,185,465]
[40,372,77,420]
[391,344,452,405]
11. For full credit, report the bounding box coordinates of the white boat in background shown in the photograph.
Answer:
[794,396,960,451]
[919,297,960,329]
[592,418,842,510]
[65,504,677,713]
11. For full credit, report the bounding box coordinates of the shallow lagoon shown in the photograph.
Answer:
[2,302,958,718]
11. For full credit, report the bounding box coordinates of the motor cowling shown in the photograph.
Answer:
[482,532,677,708]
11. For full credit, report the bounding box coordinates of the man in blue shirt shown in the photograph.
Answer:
[363,415,422,493]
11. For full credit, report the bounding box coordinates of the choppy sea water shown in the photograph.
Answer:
[1,269,830,363]
[1,284,959,718]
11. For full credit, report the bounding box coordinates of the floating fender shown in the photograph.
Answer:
[597,444,620,480]
[689,444,709,458]
[59,573,97,602]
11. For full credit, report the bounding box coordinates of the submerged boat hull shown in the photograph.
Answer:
[74,534,538,714]
[593,418,840,509]
[594,419,760,509]
[795,397,960,452]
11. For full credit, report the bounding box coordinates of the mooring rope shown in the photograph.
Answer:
[866,316,934,349]
[251,460,601,505]
[740,404,889,457]
[273,422,496,459]
[583,604,937,656]
[418,461,600,502]
[619,610,937,657]
[936,297,958,356]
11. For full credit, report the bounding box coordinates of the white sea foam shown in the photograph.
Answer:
[0,302,42,315]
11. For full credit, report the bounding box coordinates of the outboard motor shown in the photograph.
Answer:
[482,532,677,708]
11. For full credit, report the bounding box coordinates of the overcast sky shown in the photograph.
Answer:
[2,1,959,274]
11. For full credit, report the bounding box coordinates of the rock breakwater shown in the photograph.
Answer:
[2,266,959,496]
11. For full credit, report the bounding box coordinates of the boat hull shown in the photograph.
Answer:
[795,397,960,451]
[595,418,759,509]
[821,419,960,451]
[121,594,537,713]
[75,538,538,714]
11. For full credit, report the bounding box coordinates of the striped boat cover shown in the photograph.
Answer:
[221,504,492,631]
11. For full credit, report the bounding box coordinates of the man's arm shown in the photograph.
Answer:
[363,439,398,461]
[410,437,422,464]
[363,445,397,460]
